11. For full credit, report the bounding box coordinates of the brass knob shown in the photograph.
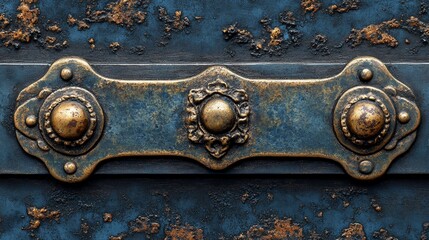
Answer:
[201,98,236,134]
[334,86,396,155]
[346,101,385,139]
[51,101,90,140]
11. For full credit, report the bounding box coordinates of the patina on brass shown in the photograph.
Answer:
[50,101,90,140]
[334,87,395,155]
[14,57,420,182]
[186,79,250,158]
[200,98,236,134]
[39,87,103,156]
[346,101,385,139]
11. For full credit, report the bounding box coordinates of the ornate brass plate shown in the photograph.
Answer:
[14,57,420,182]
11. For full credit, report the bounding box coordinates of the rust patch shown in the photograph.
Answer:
[110,41,121,52]
[0,14,10,29]
[371,198,382,212]
[81,222,90,234]
[301,0,322,14]
[405,16,429,44]
[158,7,191,46]
[109,234,127,240]
[328,0,360,14]
[346,19,401,48]
[0,0,40,47]
[88,37,95,50]
[222,11,302,57]
[68,0,149,30]
[372,228,398,240]
[165,224,204,240]
[47,24,61,32]
[337,223,367,240]
[310,34,330,55]
[129,216,160,234]
[103,212,113,223]
[23,207,60,230]
[234,218,303,239]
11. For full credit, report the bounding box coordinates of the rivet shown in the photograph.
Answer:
[359,160,374,174]
[359,68,373,82]
[25,115,37,127]
[398,111,410,124]
[60,67,73,81]
[64,161,77,174]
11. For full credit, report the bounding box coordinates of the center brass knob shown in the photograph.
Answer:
[50,101,90,140]
[346,101,385,139]
[201,98,236,133]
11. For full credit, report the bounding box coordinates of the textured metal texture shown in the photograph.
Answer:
[14,57,420,182]
[0,176,428,239]
[1,0,429,238]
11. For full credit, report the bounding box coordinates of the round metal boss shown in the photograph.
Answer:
[39,87,104,155]
[333,86,396,155]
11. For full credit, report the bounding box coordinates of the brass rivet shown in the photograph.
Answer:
[359,68,373,82]
[359,160,374,174]
[346,101,384,139]
[25,115,37,127]
[64,161,77,174]
[200,98,236,133]
[398,111,410,124]
[60,68,73,81]
[51,101,90,140]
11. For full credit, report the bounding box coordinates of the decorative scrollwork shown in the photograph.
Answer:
[186,78,250,158]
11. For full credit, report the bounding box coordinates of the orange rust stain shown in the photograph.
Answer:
[328,0,360,14]
[268,27,282,46]
[0,0,39,46]
[406,16,429,38]
[235,218,303,240]
[47,24,61,32]
[347,19,401,48]
[23,207,60,230]
[165,224,204,240]
[68,0,148,30]
[103,212,113,223]
[301,0,322,14]
[0,14,10,29]
[105,0,147,27]
[338,223,367,240]
[109,41,121,52]
[129,216,160,234]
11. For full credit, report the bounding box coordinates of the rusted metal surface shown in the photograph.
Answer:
[0,176,427,239]
[1,1,429,62]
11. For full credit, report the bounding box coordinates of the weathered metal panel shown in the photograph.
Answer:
[0,176,428,239]
[1,0,429,239]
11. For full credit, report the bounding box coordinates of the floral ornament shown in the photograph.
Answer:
[186,78,250,158]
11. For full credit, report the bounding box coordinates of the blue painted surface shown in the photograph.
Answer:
[0,176,427,239]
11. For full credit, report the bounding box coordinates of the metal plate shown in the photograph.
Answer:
[14,57,420,182]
